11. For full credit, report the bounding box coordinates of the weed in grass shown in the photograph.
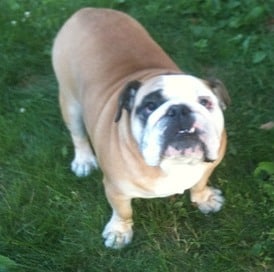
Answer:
[1,0,274,271]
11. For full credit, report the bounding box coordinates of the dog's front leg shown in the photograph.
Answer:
[190,133,227,214]
[102,180,133,249]
[190,165,224,214]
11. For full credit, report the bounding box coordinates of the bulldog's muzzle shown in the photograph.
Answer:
[158,104,209,163]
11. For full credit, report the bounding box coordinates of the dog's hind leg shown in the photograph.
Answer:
[59,91,98,177]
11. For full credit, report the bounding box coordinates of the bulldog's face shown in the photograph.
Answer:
[116,75,230,167]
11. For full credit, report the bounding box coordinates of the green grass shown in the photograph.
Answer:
[1,0,274,271]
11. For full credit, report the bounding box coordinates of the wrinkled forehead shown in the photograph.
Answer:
[135,74,214,106]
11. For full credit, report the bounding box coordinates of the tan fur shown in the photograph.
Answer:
[52,8,227,248]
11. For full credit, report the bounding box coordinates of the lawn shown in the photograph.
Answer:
[1,0,274,271]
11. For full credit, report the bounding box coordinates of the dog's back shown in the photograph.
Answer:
[52,8,178,101]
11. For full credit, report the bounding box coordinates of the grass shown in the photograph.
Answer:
[1,0,274,271]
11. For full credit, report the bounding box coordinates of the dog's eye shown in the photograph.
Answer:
[199,96,213,110]
[145,102,157,113]
[136,100,161,123]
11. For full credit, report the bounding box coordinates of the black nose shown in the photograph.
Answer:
[166,104,194,131]
[166,104,192,117]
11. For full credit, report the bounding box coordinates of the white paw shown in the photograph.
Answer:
[102,219,133,249]
[71,155,98,177]
[196,188,224,214]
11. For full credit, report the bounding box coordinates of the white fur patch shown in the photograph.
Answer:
[191,187,224,214]
[154,160,208,197]
[71,147,98,177]
[102,213,133,249]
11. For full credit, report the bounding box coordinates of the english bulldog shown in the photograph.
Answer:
[52,7,230,249]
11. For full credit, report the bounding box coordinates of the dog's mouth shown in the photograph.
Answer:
[162,127,207,164]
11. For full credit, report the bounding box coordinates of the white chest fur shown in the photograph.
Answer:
[152,160,207,197]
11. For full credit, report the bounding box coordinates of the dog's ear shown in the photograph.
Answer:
[115,80,142,122]
[206,78,231,110]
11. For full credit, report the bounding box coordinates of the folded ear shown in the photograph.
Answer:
[206,78,231,110]
[115,80,142,122]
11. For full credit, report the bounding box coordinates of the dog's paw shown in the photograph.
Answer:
[102,219,133,249]
[191,187,224,214]
[71,155,98,177]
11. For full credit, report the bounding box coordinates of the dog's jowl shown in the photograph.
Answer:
[52,8,230,249]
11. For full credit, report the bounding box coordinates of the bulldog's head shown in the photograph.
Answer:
[116,75,230,167]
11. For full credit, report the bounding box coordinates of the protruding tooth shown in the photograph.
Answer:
[178,127,195,134]
[189,127,195,134]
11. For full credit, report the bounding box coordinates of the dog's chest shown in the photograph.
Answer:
[152,161,207,197]
[125,161,208,198]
